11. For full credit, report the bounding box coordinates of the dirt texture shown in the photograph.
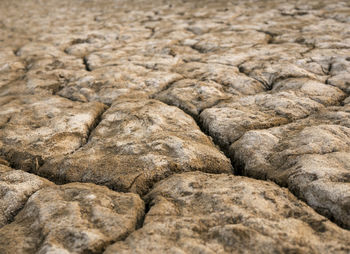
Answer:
[0,0,349,253]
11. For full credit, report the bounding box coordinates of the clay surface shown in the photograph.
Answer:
[105,172,350,254]
[0,0,349,252]
[230,107,350,229]
[40,99,232,195]
[0,176,144,254]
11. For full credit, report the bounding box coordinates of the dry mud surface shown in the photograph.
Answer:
[0,0,349,253]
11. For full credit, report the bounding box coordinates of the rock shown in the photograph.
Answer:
[0,166,53,227]
[105,172,350,254]
[0,182,144,254]
[230,107,350,228]
[0,95,107,171]
[39,99,232,195]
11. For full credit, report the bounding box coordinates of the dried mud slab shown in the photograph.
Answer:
[0,95,106,171]
[230,107,350,229]
[200,79,345,147]
[40,99,232,194]
[0,0,349,252]
[0,166,53,227]
[191,30,271,53]
[0,47,25,88]
[105,172,350,254]
[238,60,327,87]
[155,62,268,117]
[0,182,144,254]
[172,62,266,95]
[57,64,182,105]
[155,79,232,117]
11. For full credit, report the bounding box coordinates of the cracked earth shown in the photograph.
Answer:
[0,0,349,253]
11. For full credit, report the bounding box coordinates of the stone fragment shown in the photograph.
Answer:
[0,95,107,171]
[230,108,350,228]
[40,99,232,195]
[0,166,53,227]
[0,183,144,254]
[105,172,350,254]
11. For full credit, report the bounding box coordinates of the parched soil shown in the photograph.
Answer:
[0,0,349,253]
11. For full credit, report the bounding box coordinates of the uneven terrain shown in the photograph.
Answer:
[0,0,349,253]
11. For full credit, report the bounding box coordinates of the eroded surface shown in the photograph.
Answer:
[231,106,350,228]
[105,172,350,254]
[0,95,106,171]
[0,165,53,227]
[40,99,232,195]
[0,170,144,254]
[0,0,349,252]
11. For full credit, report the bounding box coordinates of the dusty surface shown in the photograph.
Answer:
[0,95,106,171]
[231,106,350,228]
[105,172,350,254]
[0,165,53,227]
[40,98,232,195]
[0,0,349,253]
[0,167,144,254]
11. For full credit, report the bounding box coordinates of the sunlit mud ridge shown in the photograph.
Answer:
[0,0,349,253]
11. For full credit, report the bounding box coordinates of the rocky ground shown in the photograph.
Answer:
[0,0,349,253]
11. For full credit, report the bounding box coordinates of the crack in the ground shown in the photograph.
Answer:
[83,55,92,71]
[182,59,236,67]
[145,26,156,39]
[152,98,235,174]
[256,29,278,44]
[236,65,271,90]
[149,78,184,99]
[0,101,109,181]
[1,1,350,246]
[98,195,151,254]
[0,187,45,228]
[66,103,110,155]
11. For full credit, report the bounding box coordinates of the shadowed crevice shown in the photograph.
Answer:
[83,56,92,71]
